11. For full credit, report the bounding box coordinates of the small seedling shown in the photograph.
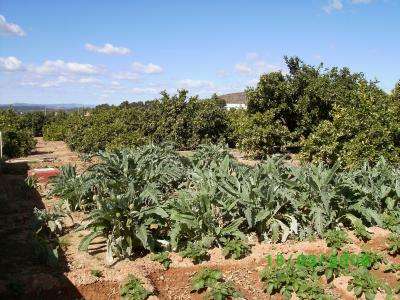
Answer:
[354,223,371,242]
[119,274,152,300]
[311,257,349,283]
[347,269,383,300]
[90,269,103,278]
[25,175,37,190]
[191,268,242,300]
[180,241,210,264]
[394,283,400,294]
[382,212,400,233]
[324,230,350,250]
[221,237,250,259]
[386,233,400,256]
[58,237,70,249]
[191,268,222,292]
[33,207,68,236]
[360,248,388,270]
[383,263,400,273]
[260,266,308,300]
[204,281,243,300]
[296,280,334,300]
[150,251,172,269]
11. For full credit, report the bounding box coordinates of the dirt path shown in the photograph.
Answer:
[7,137,84,170]
[0,139,398,300]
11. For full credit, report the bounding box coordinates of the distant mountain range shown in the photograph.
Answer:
[0,103,92,112]
[1,93,247,113]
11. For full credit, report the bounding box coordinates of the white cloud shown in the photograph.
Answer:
[254,61,282,73]
[247,78,259,87]
[79,77,101,84]
[112,71,140,80]
[324,0,343,13]
[20,80,37,87]
[234,60,281,76]
[35,60,99,75]
[234,63,252,75]
[0,15,25,37]
[217,70,230,78]
[40,76,69,88]
[246,52,258,60]
[0,56,23,71]
[177,79,214,89]
[85,43,130,55]
[131,87,158,94]
[132,62,163,74]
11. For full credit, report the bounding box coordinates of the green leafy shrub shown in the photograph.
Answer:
[383,263,400,273]
[353,223,372,242]
[296,281,334,300]
[191,268,222,292]
[90,269,103,277]
[23,111,48,136]
[190,143,232,169]
[78,146,186,262]
[233,110,291,158]
[0,109,35,158]
[45,142,400,267]
[78,193,168,263]
[394,283,400,294]
[44,91,229,153]
[359,248,388,270]
[221,237,250,259]
[43,120,69,141]
[382,211,400,233]
[33,207,69,236]
[386,233,400,256]
[179,242,210,264]
[301,82,400,168]
[150,251,172,269]
[25,175,37,190]
[168,155,246,250]
[49,164,94,211]
[310,257,349,283]
[259,266,329,300]
[191,268,242,300]
[347,269,385,300]
[204,282,243,300]
[119,275,151,300]
[324,230,350,250]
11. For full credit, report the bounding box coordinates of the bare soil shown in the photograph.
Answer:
[0,138,398,300]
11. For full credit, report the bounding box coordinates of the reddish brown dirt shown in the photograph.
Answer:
[1,138,399,300]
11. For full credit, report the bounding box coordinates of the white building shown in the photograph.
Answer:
[225,103,247,109]
[220,92,247,110]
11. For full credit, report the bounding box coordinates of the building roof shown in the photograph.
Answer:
[219,92,246,104]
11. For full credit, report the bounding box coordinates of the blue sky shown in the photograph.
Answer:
[0,0,399,105]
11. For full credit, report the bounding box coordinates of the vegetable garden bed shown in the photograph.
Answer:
[2,139,400,300]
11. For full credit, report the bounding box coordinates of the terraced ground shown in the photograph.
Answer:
[0,138,399,300]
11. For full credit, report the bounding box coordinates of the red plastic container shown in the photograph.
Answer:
[27,168,60,183]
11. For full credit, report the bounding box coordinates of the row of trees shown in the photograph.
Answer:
[3,56,399,167]
[0,109,67,158]
[44,91,228,153]
[232,56,400,168]
[0,110,36,158]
